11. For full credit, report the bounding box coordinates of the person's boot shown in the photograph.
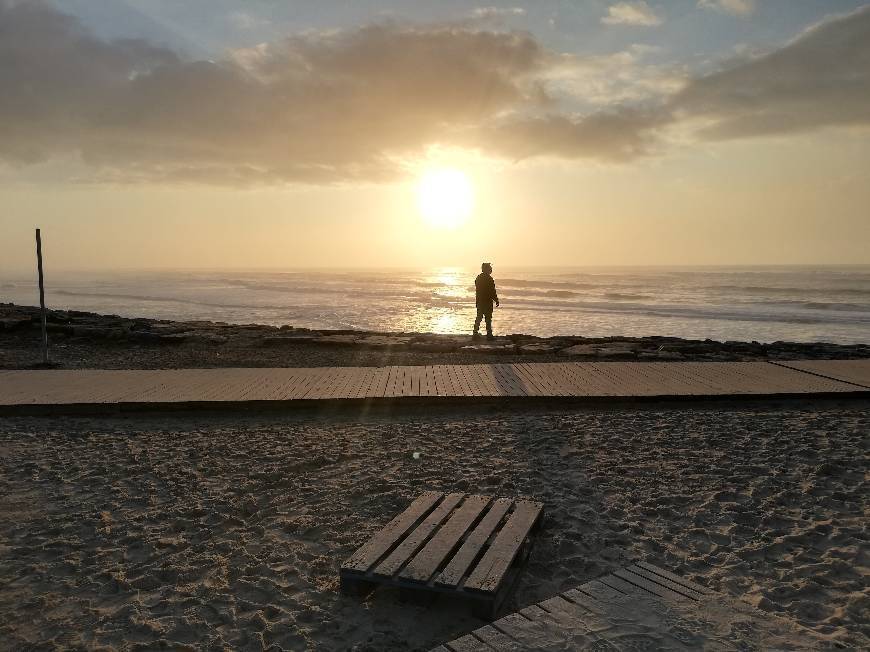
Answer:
[472,331,482,340]
[486,333,495,341]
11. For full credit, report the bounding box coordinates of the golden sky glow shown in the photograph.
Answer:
[1,2,869,272]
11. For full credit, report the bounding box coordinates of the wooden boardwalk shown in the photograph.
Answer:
[434,562,826,650]
[773,359,870,389]
[0,360,868,414]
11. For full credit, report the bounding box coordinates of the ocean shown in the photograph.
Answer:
[2,266,869,344]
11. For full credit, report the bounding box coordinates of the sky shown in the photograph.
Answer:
[1,0,869,271]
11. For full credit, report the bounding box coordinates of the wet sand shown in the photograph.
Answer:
[0,402,866,650]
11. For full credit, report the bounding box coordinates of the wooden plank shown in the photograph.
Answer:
[598,572,652,598]
[368,366,390,398]
[635,561,714,596]
[471,625,527,651]
[491,364,527,397]
[399,495,492,584]
[626,564,706,600]
[539,595,588,618]
[420,366,434,397]
[458,365,483,397]
[385,366,402,398]
[507,363,548,396]
[447,364,470,397]
[519,603,598,641]
[436,561,834,652]
[773,359,870,389]
[518,363,550,394]
[444,634,493,651]
[329,367,359,399]
[435,498,512,588]
[351,367,376,399]
[463,500,543,594]
[571,579,627,603]
[342,492,442,574]
[612,568,693,602]
[373,493,464,579]
[432,365,450,396]
[476,366,504,397]
[516,363,553,396]
[402,366,415,397]
[299,368,336,400]
[491,612,565,649]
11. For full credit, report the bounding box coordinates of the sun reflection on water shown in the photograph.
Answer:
[400,306,472,335]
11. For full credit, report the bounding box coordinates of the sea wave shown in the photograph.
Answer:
[497,297,870,326]
[714,284,870,297]
[52,289,291,312]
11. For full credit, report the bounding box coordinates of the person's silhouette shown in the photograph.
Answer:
[473,262,499,340]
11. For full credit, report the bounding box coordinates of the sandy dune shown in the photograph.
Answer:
[0,402,867,650]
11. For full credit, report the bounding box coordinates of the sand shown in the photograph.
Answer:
[0,402,867,650]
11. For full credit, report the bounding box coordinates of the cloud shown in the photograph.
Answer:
[602,2,663,27]
[0,0,670,183]
[697,0,755,17]
[226,11,267,31]
[0,1,556,183]
[545,44,687,107]
[470,109,668,162]
[672,5,870,139]
[1,1,868,185]
[471,7,527,19]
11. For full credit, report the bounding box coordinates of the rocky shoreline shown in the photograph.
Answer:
[2,303,868,370]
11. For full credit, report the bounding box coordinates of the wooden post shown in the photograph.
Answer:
[35,228,48,365]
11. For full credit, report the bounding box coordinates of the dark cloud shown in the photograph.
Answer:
[0,1,553,183]
[672,5,870,140]
[1,1,869,184]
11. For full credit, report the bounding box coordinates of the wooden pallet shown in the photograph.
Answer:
[340,492,544,619]
[434,562,826,650]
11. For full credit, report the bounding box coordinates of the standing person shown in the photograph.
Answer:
[473,262,499,340]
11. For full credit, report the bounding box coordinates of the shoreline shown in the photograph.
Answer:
[2,303,869,370]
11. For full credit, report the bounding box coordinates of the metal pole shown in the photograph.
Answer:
[35,228,48,365]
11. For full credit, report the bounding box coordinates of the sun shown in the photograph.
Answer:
[416,168,474,229]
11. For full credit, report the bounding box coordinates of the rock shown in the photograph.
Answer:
[518,343,557,354]
[312,335,359,347]
[638,351,685,361]
[558,344,599,357]
[129,332,188,345]
[560,343,637,359]
[594,347,637,360]
[149,324,189,334]
[0,316,31,330]
[71,326,126,340]
[460,344,516,354]
[45,323,74,335]
[354,335,413,349]
[262,335,317,346]
[47,310,71,323]
[409,342,457,353]
[183,332,229,345]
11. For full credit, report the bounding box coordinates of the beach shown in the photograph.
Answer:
[1,403,867,650]
[3,1,869,649]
